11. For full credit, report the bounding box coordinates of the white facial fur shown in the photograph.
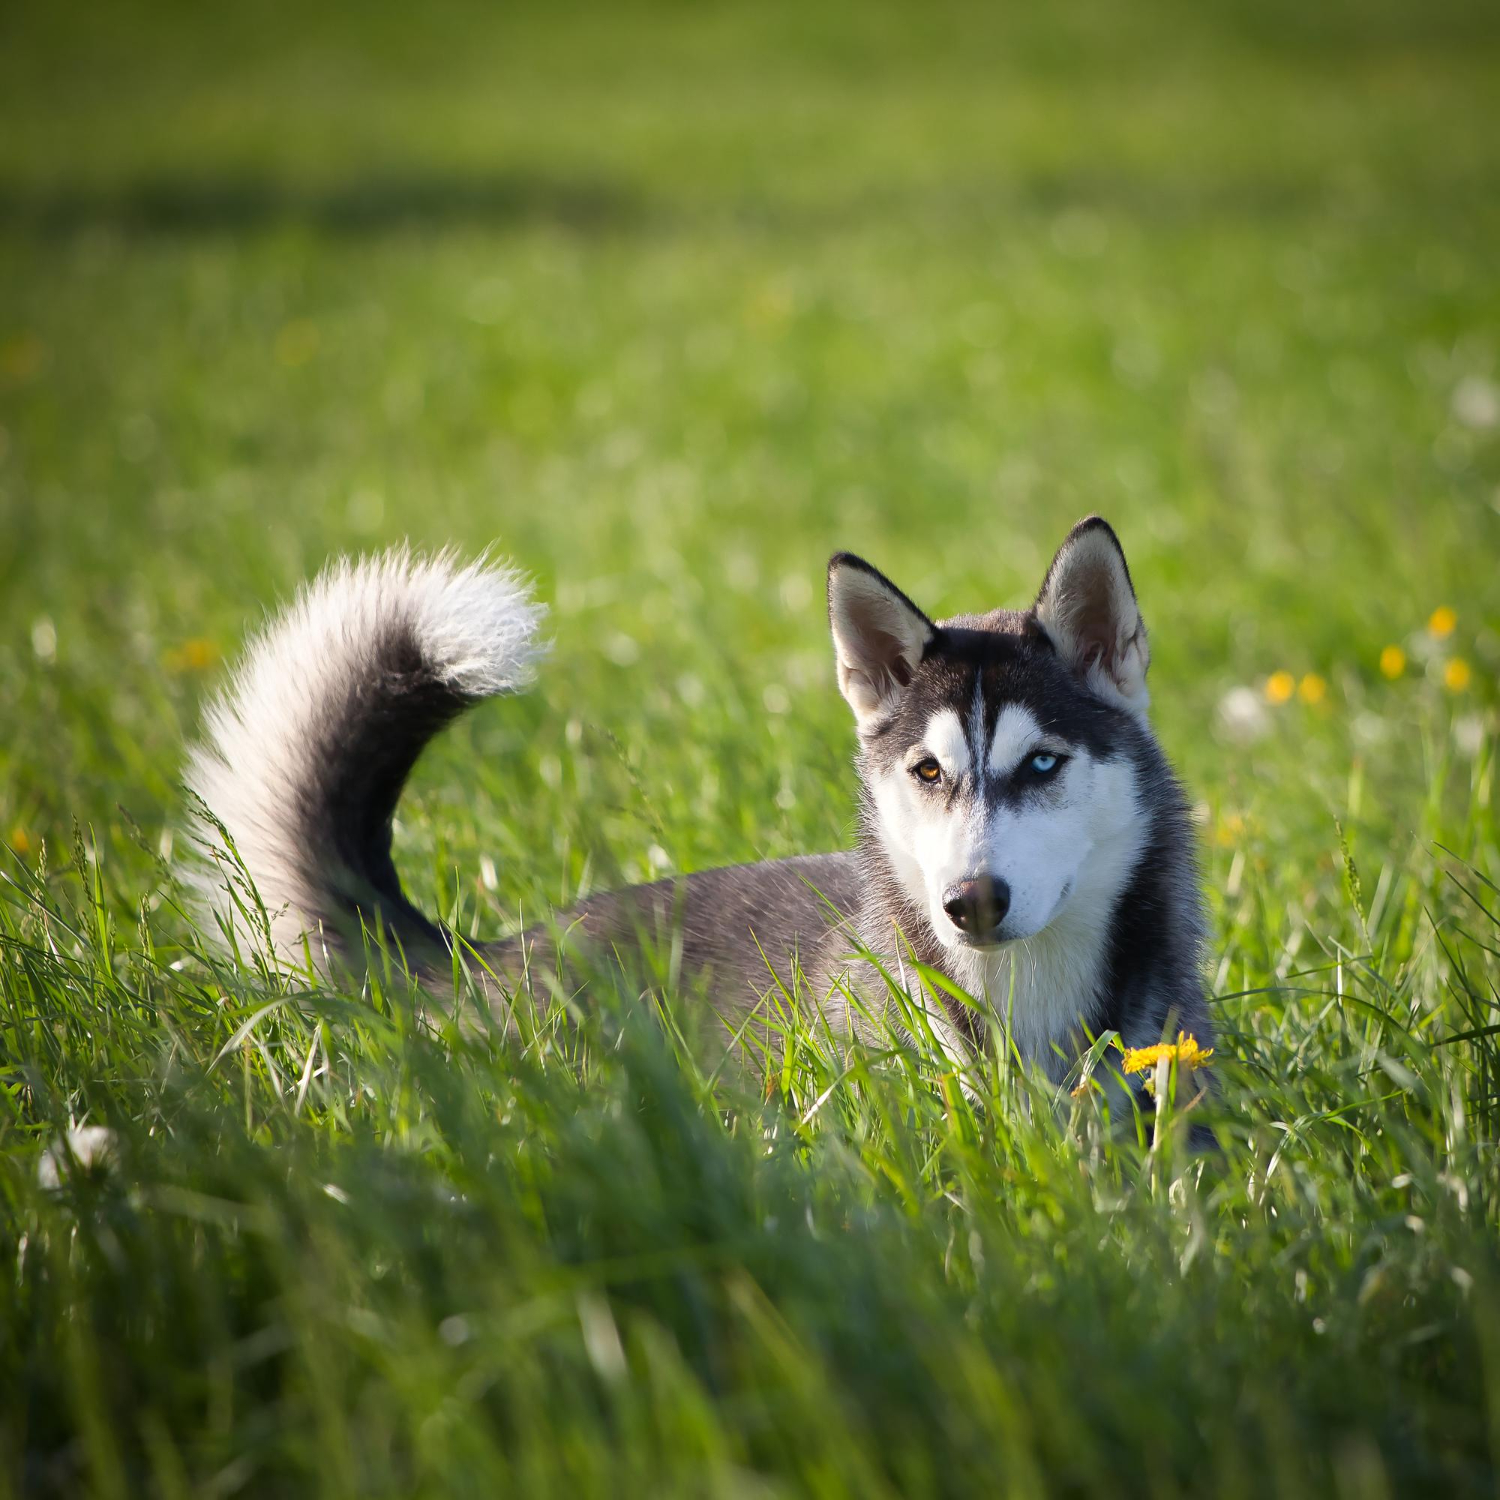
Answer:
[987,702,1042,777]
[871,701,1143,956]
[869,697,1147,1069]
[832,529,1157,1070]
[923,707,970,778]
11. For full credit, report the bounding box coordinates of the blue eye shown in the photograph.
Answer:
[1029,753,1060,775]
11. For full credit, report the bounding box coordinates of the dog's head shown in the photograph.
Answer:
[828,517,1152,954]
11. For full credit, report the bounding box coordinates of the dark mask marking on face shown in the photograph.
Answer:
[862,611,1126,785]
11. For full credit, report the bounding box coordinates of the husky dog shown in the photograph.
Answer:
[186,517,1209,1081]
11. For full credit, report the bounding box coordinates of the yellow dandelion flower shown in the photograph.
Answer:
[165,638,220,673]
[1070,1079,1093,1098]
[1298,673,1327,705]
[1121,1044,1170,1075]
[1264,670,1295,705]
[1429,606,1457,638]
[1121,1032,1215,1076]
[1379,645,1406,680]
[1444,657,1472,693]
[8,826,32,856]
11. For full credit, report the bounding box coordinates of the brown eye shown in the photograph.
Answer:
[912,758,943,784]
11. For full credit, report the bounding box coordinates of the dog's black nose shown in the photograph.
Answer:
[942,877,1010,936]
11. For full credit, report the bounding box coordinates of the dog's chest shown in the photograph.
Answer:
[826,902,1112,1080]
[955,920,1109,1078]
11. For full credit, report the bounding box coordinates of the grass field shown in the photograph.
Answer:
[3,0,1500,1493]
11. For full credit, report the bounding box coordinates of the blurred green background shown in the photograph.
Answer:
[1,0,1497,938]
[5,5,1500,1495]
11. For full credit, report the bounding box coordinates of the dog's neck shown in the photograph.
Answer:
[847,815,1148,1079]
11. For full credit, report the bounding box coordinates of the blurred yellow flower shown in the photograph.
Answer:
[1122,1032,1214,1075]
[0,332,46,381]
[1214,811,1246,848]
[165,638,220,673]
[8,826,32,856]
[1379,645,1406,679]
[1298,673,1327,705]
[745,282,793,330]
[275,319,321,367]
[1429,606,1457,638]
[1444,657,1472,693]
[1265,670,1295,705]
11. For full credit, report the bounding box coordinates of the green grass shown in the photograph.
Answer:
[3,0,1500,1492]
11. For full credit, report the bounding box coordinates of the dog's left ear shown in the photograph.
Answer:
[1035,517,1150,716]
[827,554,936,727]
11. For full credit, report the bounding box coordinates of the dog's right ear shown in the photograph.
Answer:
[827,554,935,726]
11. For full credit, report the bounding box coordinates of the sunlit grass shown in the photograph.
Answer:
[2,0,1500,1493]
[4,749,1499,1493]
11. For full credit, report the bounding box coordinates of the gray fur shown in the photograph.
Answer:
[185,520,1210,1080]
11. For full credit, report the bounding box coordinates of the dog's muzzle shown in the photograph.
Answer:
[942,876,1011,940]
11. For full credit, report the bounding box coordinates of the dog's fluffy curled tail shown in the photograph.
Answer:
[184,548,545,968]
